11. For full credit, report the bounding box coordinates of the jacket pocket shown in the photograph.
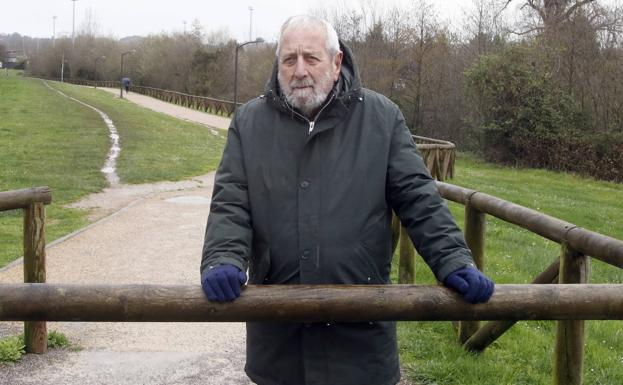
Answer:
[249,243,271,284]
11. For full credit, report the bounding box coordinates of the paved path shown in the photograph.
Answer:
[0,90,248,385]
[100,88,232,130]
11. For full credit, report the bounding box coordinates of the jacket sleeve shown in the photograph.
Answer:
[386,108,475,282]
[200,117,252,275]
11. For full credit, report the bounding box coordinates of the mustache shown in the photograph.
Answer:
[289,78,315,88]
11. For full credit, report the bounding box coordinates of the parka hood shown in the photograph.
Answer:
[264,39,362,112]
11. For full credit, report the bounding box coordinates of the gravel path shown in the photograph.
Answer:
[100,88,232,130]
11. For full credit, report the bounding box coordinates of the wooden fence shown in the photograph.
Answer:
[129,85,237,117]
[35,77,238,117]
[1,175,623,384]
[0,187,51,354]
[392,181,623,385]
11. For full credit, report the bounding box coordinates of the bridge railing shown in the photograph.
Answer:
[0,187,52,354]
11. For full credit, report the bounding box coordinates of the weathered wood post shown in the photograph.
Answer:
[23,201,47,354]
[554,240,589,385]
[458,194,486,343]
[399,226,416,284]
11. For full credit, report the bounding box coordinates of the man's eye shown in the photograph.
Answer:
[283,57,296,65]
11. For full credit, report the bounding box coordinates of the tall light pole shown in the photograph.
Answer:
[52,16,57,47]
[248,6,253,41]
[61,52,66,82]
[120,49,135,98]
[71,0,78,48]
[234,37,264,110]
[94,55,105,88]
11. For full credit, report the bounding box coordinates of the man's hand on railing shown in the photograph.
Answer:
[444,267,494,304]
[201,264,247,302]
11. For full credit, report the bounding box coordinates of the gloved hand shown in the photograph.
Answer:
[201,264,247,302]
[444,267,494,304]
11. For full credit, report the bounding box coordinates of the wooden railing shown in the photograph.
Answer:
[413,135,455,180]
[1,284,621,322]
[33,77,238,117]
[2,179,623,384]
[394,181,623,385]
[0,187,52,354]
[129,85,237,117]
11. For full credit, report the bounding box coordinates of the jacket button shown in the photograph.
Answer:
[301,249,310,260]
[300,180,310,188]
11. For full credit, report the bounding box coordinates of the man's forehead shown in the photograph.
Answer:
[279,27,327,56]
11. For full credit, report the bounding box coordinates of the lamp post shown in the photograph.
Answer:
[71,0,78,48]
[52,16,57,47]
[120,49,135,98]
[234,38,264,110]
[94,56,105,88]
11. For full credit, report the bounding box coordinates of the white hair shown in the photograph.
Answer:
[276,15,340,58]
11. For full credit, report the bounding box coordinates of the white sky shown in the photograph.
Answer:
[1,0,494,42]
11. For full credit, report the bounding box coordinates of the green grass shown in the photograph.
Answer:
[0,331,71,364]
[0,72,225,267]
[48,81,226,183]
[0,71,109,267]
[395,153,623,385]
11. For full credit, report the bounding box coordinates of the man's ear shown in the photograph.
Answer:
[333,51,343,81]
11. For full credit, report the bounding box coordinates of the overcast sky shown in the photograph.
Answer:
[1,0,507,42]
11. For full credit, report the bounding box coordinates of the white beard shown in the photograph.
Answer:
[278,70,335,117]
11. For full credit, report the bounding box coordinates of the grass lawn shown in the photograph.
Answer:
[395,153,623,385]
[47,81,226,184]
[0,72,225,267]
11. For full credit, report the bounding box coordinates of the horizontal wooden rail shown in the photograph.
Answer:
[436,181,623,269]
[0,186,52,211]
[1,284,622,322]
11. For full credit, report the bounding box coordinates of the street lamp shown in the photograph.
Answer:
[94,56,105,88]
[234,37,264,110]
[120,49,135,98]
[52,16,57,47]
[71,0,78,48]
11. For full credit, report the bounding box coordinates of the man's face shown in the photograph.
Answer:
[277,26,343,117]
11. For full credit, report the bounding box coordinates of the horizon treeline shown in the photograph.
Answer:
[4,0,623,182]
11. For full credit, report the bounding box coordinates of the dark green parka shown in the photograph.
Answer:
[201,42,476,385]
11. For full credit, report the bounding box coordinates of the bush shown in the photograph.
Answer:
[463,44,623,182]
[0,335,25,363]
[0,331,71,364]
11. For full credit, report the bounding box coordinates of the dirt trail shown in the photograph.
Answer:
[0,90,250,384]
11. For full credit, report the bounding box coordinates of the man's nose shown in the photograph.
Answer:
[293,57,308,78]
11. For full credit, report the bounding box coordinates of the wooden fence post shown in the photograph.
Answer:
[399,226,416,284]
[458,199,486,343]
[23,202,47,354]
[554,241,589,385]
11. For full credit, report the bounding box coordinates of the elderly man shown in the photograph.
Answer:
[201,15,494,385]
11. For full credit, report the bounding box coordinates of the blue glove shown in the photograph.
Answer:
[444,267,494,304]
[201,264,247,302]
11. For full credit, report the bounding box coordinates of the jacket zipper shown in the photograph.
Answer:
[284,91,336,135]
